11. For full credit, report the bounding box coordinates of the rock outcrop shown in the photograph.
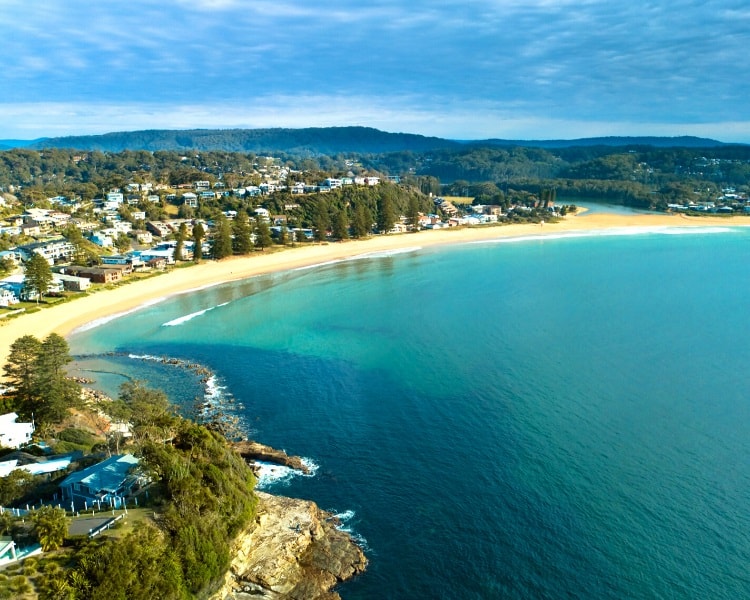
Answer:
[233,440,311,474]
[211,491,367,600]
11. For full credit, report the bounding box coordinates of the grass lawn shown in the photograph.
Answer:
[441,195,475,205]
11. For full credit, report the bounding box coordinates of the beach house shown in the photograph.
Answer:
[0,413,34,449]
[59,454,143,508]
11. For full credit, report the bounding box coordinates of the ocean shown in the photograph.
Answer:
[68,224,750,599]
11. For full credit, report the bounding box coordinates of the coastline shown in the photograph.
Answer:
[1,210,747,367]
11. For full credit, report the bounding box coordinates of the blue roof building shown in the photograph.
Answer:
[59,454,143,507]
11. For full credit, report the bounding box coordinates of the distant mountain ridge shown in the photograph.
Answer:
[0,128,737,153]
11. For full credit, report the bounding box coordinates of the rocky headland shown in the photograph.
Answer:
[211,491,367,600]
[233,440,312,474]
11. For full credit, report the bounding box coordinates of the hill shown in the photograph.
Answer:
[10,128,735,154]
[28,127,460,154]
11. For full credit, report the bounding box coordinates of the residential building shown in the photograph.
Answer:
[0,413,34,449]
[59,454,144,507]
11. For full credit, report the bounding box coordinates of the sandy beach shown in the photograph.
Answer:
[1,210,747,368]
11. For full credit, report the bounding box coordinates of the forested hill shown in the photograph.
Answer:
[477,136,730,149]
[26,127,461,154]
[9,128,732,154]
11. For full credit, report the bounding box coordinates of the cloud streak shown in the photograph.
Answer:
[0,0,748,140]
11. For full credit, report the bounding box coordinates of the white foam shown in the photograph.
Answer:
[472,226,736,246]
[72,297,167,333]
[329,508,370,550]
[254,457,319,489]
[291,246,423,273]
[350,246,422,260]
[162,301,229,327]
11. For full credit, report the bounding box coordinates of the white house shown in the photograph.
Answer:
[0,286,19,307]
[0,413,34,449]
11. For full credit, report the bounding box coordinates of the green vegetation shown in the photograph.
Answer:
[0,332,259,600]
[2,334,81,429]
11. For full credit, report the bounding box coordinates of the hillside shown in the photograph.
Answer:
[25,127,460,154]
[0,128,733,154]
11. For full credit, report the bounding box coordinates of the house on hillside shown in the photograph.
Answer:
[59,454,144,508]
[0,413,34,449]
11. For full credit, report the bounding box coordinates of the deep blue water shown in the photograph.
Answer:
[68,226,750,599]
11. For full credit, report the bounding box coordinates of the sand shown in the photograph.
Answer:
[1,210,747,368]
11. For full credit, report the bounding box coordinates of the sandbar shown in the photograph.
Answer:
[1,210,747,368]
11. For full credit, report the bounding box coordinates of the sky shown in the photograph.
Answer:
[1,0,749,142]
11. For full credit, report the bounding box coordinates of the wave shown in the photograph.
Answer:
[349,246,422,260]
[72,297,167,333]
[472,226,737,246]
[161,301,229,327]
[254,457,319,490]
[291,246,423,273]
[329,508,370,551]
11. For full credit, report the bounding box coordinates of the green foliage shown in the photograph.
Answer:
[212,215,233,259]
[0,469,37,505]
[31,506,68,551]
[2,334,81,428]
[254,219,273,250]
[232,212,253,254]
[192,222,205,262]
[24,253,53,303]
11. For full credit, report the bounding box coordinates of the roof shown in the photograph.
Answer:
[60,454,140,494]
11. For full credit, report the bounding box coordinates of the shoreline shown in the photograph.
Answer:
[1,210,748,367]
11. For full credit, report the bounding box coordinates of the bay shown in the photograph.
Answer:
[69,227,750,599]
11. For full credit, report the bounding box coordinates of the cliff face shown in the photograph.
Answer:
[211,491,367,600]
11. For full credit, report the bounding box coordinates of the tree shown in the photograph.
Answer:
[0,256,16,276]
[115,232,131,254]
[254,219,273,250]
[232,212,253,254]
[277,222,288,246]
[31,506,68,551]
[213,215,233,259]
[174,223,187,262]
[192,222,205,262]
[376,191,397,233]
[313,199,330,242]
[351,203,372,238]
[3,335,42,410]
[406,195,420,230]
[114,380,177,443]
[32,334,80,426]
[24,253,53,303]
[332,208,349,240]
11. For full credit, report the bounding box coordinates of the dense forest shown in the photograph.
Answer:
[1,131,750,214]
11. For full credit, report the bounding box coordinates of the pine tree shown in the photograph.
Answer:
[232,212,253,254]
[193,222,206,262]
[313,199,330,242]
[351,203,372,238]
[406,195,420,230]
[3,335,42,412]
[174,223,187,262]
[213,215,233,259]
[376,191,397,234]
[254,219,273,250]
[33,333,80,426]
[332,208,349,240]
[277,222,288,246]
[24,253,53,303]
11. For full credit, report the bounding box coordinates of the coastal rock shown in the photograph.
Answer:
[233,440,311,474]
[211,491,367,600]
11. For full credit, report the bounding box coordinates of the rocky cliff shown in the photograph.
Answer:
[211,491,367,600]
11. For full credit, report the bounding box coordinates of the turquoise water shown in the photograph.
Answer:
[68,226,750,599]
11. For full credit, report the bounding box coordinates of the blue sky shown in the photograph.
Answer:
[2,0,749,142]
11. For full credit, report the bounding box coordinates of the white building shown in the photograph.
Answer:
[0,413,34,449]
